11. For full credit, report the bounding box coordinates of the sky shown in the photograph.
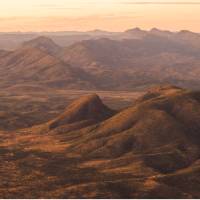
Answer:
[0,0,200,32]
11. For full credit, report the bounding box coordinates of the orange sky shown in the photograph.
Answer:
[0,0,200,32]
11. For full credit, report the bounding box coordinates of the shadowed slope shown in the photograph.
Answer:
[66,86,200,168]
[0,39,95,89]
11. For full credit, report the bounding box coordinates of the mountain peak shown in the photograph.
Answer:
[124,27,147,38]
[49,94,115,129]
[125,27,144,33]
[179,30,192,34]
[136,85,183,103]
[23,36,55,46]
[150,27,161,32]
[148,84,182,93]
[177,30,200,38]
[150,28,173,37]
[22,36,61,55]
[88,29,110,35]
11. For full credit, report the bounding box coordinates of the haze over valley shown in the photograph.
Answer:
[0,26,199,198]
[1,28,200,92]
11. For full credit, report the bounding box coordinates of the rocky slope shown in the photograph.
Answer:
[1,86,200,198]
[47,94,115,131]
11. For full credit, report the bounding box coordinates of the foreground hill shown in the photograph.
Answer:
[0,88,137,131]
[1,85,200,198]
[47,94,115,131]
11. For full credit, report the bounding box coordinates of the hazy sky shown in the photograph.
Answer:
[0,0,200,32]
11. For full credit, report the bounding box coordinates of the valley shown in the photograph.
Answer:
[0,88,143,131]
[0,28,200,198]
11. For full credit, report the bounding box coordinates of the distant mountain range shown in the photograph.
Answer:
[0,28,200,50]
[0,28,200,90]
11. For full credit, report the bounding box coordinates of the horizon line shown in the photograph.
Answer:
[0,27,198,34]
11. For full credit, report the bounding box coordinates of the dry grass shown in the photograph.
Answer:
[0,86,200,198]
